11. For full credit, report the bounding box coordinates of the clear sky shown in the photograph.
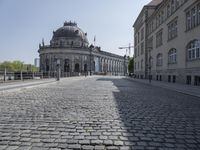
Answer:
[0,0,151,64]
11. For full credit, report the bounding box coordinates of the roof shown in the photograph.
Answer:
[145,0,163,7]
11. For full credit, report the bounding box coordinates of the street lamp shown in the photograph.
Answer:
[56,59,61,81]
[124,55,127,76]
[148,47,153,83]
[89,46,92,76]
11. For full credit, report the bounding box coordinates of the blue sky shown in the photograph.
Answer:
[0,0,150,64]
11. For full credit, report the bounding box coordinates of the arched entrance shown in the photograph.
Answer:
[92,61,95,72]
[64,59,70,72]
[84,64,87,72]
[74,63,80,72]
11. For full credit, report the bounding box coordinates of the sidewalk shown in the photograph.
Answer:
[0,78,57,92]
[0,76,90,92]
[127,77,200,98]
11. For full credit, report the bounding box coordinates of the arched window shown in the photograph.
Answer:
[156,53,163,66]
[168,48,177,64]
[187,40,200,60]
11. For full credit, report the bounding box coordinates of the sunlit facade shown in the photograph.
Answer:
[133,0,200,85]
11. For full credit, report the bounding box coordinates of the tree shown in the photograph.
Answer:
[0,61,39,72]
[128,57,134,73]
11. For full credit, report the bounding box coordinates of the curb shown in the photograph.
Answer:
[126,78,200,99]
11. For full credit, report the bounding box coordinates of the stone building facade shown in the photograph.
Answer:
[133,0,200,85]
[38,21,127,77]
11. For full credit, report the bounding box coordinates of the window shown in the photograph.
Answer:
[141,42,144,55]
[161,11,164,23]
[134,47,137,57]
[198,4,200,25]
[137,32,140,43]
[168,19,178,40]
[186,11,191,30]
[167,4,171,17]
[135,35,137,46]
[186,4,200,31]
[141,28,144,41]
[191,8,196,28]
[156,53,163,66]
[168,48,177,64]
[147,36,153,50]
[187,40,200,60]
[171,0,175,13]
[156,29,163,47]
[175,0,180,9]
[137,46,140,56]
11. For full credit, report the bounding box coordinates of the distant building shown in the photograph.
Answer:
[38,21,128,77]
[34,58,40,67]
[133,0,200,85]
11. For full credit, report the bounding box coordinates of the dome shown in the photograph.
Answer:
[52,21,89,44]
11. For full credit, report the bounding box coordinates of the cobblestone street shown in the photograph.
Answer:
[0,76,200,150]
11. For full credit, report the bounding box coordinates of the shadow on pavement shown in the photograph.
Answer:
[97,77,200,149]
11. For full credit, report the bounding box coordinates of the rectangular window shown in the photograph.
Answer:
[156,29,163,47]
[134,35,137,46]
[147,36,153,50]
[168,19,178,40]
[134,47,137,57]
[137,46,140,56]
[198,4,200,25]
[175,0,180,9]
[191,8,196,28]
[141,28,144,40]
[141,42,144,55]
[167,4,171,17]
[196,47,200,58]
[137,32,140,43]
[186,11,191,30]
[171,0,175,13]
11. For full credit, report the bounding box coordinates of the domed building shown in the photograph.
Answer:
[38,21,127,77]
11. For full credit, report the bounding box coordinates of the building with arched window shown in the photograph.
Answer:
[38,21,128,77]
[133,0,200,85]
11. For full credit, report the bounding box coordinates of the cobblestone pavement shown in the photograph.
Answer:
[0,76,200,150]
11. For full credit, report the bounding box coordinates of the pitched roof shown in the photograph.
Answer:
[146,0,163,7]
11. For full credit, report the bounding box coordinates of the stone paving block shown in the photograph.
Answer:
[82,145,95,150]
[0,77,200,149]
[17,146,32,150]
[68,144,81,149]
[5,146,19,150]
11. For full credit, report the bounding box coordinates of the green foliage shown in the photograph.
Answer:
[0,60,39,72]
[128,57,134,73]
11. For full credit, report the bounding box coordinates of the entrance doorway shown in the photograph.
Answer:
[194,76,200,86]
[74,63,80,72]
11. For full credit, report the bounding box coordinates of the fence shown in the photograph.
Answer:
[0,70,92,83]
[0,70,44,83]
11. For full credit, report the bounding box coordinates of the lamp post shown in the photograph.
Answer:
[4,68,6,82]
[89,47,92,76]
[123,55,128,76]
[148,47,152,83]
[56,59,61,81]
